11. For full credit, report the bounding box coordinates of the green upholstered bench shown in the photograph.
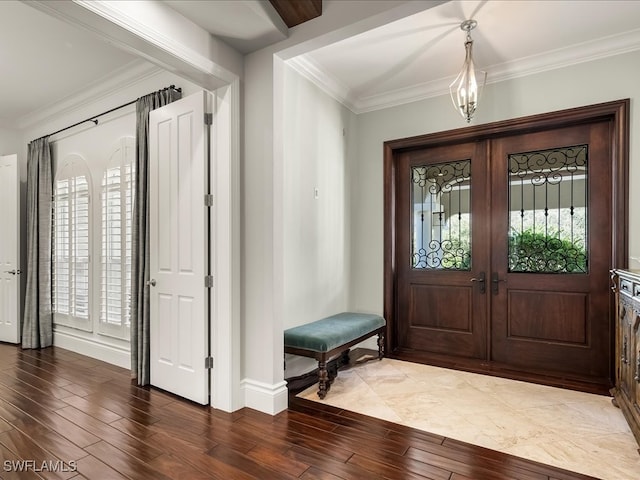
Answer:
[284,312,386,399]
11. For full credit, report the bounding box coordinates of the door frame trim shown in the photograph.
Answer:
[383,99,629,383]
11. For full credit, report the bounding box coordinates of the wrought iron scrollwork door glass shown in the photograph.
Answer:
[508,145,588,274]
[411,160,471,270]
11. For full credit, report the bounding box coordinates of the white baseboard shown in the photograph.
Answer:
[240,378,288,415]
[53,329,130,369]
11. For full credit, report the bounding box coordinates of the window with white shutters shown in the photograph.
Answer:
[52,155,91,330]
[100,137,134,339]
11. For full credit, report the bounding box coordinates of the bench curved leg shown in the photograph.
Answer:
[377,332,385,360]
[317,360,329,399]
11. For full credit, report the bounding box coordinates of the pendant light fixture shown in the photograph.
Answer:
[449,19,487,123]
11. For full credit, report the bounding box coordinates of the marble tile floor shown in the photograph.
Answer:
[298,357,640,480]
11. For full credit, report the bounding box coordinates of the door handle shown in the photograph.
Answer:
[146,279,157,287]
[4,269,20,275]
[492,272,506,294]
[470,272,486,294]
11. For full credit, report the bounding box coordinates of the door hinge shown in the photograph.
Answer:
[205,356,214,369]
[204,113,213,125]
[204,194,213,207]
[205,275,214,288]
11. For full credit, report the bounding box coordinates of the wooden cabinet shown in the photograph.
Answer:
[612,269,640,451]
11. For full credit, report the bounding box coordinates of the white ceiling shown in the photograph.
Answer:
[2,0,640,128]
[165,0,288,54]
[0,1,141,128]
[293,0,640,112]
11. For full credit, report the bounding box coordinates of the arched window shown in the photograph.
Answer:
[100,137,135,339]
[53,155,91,330]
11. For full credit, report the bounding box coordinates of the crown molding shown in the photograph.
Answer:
[294,27,640,114]
[488,26,640,84]
[28,0,236,90]
[18,61,163,130]
[286,56,357,112]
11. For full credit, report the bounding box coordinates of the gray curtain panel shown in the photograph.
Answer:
[22,137,53,349]
[131,88,182,385]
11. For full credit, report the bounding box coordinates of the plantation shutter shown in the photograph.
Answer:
[100,137,134,338]
[52,179,70,315]
[52,156,91,330]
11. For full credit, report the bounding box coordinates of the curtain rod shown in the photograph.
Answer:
[45,85,182,139]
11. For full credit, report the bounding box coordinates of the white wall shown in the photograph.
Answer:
[281,63,357,376]
[243,0,442,415]
[282,63,355,325]
[350,50,640,314]
[0,128,20,157]
[21,68,201,174]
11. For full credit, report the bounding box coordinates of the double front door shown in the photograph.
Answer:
[392,119,616,387]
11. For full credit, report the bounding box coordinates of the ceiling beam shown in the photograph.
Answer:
[268,0,322,28]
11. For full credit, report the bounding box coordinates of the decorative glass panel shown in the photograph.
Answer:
[508,145,588,273]
[411,160,471,270]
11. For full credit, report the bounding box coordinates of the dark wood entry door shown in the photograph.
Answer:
[489,122,612,380]
[393,119,615,387]
[396,141,489,360]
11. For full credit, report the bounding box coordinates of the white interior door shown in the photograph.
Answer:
[149,91,210,404]
[0,154,21,344]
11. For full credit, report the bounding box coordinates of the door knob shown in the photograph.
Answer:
[4,269,20,275]
[146,279,157,287]
[470,272,486,294]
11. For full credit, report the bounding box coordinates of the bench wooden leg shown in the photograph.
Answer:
[328,349,349,385]
[327,362,337,385]
[317,360,329,399]
[339,349,350,366]
[377,332,385,360]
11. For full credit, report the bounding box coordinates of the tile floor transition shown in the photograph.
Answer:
[298,357,640,480]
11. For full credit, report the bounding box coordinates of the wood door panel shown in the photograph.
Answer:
[402,282,481,357]
[507,290,587,344]
[408,283,472,332]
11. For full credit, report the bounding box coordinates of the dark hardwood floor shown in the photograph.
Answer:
[0,343,599,480]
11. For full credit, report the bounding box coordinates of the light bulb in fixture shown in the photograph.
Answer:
[449,19,487,123]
